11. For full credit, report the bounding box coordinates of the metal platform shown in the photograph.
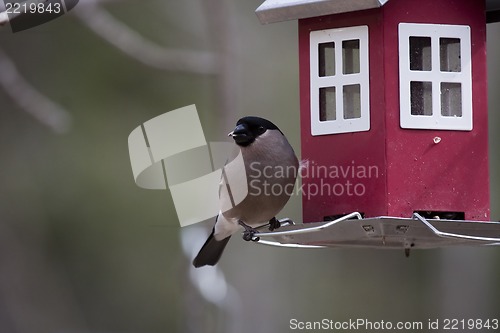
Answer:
[252,213,500,253]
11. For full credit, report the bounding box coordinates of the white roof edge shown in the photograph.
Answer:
[256,0,500,25]
[255,0,388,24]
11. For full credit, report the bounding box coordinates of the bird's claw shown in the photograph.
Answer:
[268,217,281,231]
[242,231,260,242]
[239,220,260,242]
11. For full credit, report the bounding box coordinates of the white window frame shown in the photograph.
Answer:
[310,25,370,136]
[399,23,473,131]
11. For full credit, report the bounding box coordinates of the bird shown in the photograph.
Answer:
[192,116,299,268]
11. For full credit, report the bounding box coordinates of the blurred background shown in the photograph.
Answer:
[0,1,499,332]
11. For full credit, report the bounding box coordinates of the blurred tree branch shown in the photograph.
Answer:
[0,12,7,26]
[0,0,218,74]
[202,0,236,130]
[1,0,222,135]
[74,1,218,74]
[0,48,72,133]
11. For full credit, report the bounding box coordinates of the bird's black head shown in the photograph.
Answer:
[229,116,282,147]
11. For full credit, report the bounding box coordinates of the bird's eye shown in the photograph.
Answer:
[257,126,266,135]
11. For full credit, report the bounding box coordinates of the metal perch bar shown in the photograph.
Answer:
[252,214,362,248]
[253,212,363,238]
[256,239,326,248]
[252,211,500,249]
[412,212,500,243]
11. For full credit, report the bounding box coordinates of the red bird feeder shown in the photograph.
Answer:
[251,0,500,255]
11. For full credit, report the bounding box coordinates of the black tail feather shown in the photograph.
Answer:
[193,228,231,268]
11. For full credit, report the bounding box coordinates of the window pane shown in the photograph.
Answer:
[343,84,361,119]
[410,37,431,71]
[320,87,336,121]
[441,82,462,117]
[411,81,432,115]
[342,40,360,74]
[319,42,335,77]
[440,38,461,72]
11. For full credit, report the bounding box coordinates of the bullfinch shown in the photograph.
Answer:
[193,116,298,267]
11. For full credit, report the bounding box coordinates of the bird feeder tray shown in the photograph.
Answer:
[254,213,500,251]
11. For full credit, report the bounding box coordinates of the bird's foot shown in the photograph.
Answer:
[267,217,295,231]
[238,220,260,242]
[268,217,281,231]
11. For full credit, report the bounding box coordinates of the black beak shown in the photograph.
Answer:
[229,123,254,146]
